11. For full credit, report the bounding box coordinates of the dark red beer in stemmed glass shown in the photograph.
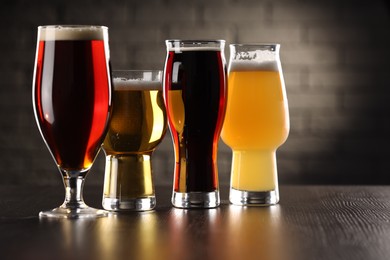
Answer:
[33,25,112,218]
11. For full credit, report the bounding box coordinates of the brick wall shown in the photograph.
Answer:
[1,0,389,187]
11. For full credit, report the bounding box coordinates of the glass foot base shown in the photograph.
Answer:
[172,190,220,209]
[229,188,279,206]
[102,196,156,211]
[39,206,108,219]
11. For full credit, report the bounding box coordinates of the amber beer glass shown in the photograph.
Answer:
[102,70,167,211]
[32,25,112,218]
[221,44,290,205]
[163,40,227,208]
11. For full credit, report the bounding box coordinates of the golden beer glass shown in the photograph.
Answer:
[221,44,290,205]
[102,70,167,211]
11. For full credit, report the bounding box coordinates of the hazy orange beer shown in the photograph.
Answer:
[221,44,290,205]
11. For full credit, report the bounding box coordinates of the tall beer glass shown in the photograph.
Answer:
[32,25,112,218]
[221,44,290,205]
[102,70,167,211]
[163,40,227,208]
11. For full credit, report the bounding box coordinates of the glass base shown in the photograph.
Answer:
[102,196,156,211]
[39,206,108,219]
[229,188,279,206]
[172,190,220,209]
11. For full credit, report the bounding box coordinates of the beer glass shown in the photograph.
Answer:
[102,70,167,211]
[221,44,290,205]
[32,25,112,218]
[163,40,227,208]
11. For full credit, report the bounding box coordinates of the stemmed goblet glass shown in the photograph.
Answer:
[32,25,112,218]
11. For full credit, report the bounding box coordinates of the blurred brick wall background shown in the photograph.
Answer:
[1,0,389,188]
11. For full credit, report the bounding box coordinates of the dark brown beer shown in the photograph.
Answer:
[164,46,227,193]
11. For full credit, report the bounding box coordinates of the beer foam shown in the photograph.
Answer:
[229,48,280,71]
[168,46,222,52]
[113,78,162,91]
[229,60,279,72]
[167,40,224,52]
[39,26,106,41]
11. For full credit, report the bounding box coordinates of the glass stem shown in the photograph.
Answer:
[62,176,86,209]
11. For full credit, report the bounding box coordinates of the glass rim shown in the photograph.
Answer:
[38,25,108,30]
[230,43,280,48]
[166,39,225,44]
[166,39,225,51]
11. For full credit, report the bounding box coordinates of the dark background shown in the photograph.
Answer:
[1,0,390,188]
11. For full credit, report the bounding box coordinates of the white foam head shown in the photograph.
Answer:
[229,49,280,72]
[39,25,107,41]
[168,46,222,52]
[113,78,162,91]
[166,40,224,52]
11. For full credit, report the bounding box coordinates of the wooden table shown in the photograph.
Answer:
[1,185,390,260]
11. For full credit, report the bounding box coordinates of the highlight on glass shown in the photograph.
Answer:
[32,25,112,218]
[221,43,290,206]
[163,40,227,209]
[102,70,167,211]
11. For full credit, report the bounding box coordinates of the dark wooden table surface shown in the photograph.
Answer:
[1,185,390,260]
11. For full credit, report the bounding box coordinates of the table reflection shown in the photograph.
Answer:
[168,208,222,259]
[96,212,169,260]
[39,211,169,260]
[167,205,288,260]
[224,205,286,260]
[37,204,290,260]
[39,218,102,259]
